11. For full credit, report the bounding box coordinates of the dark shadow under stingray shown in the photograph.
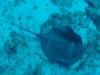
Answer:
[14,25,84,68]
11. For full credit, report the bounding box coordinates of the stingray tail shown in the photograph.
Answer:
[13,24,40,37]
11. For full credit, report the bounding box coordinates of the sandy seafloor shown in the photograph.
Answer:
[0,0,100,75]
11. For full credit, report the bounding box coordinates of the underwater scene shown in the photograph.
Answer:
[0,0,100,75]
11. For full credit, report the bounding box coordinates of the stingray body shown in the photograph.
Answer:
[39,26,84,66]
[15,25,84,67]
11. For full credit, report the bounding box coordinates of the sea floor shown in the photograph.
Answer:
[0,0,100,75]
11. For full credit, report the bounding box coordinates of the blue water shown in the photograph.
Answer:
[0,0,100,75]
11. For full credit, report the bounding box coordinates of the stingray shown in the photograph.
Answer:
[14,25,84,67]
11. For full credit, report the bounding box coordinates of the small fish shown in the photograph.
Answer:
[14,25,84,68]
